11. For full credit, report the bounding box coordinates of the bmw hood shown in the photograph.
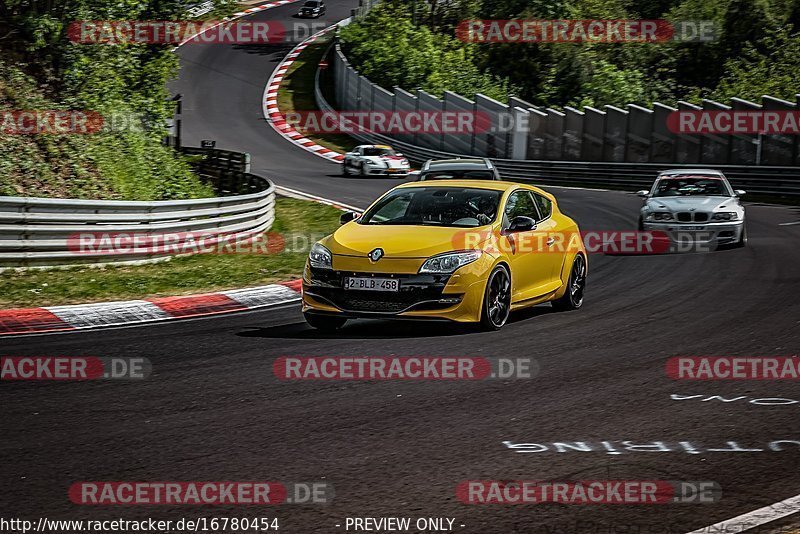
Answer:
[324,223,484,258]
[646,197,736,212]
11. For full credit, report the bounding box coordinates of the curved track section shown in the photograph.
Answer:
[2,2,799,532]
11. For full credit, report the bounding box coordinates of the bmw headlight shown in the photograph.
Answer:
[712,212,737,221]
[419,250,481,274]
[647,212,673,221]
[309,243,332,269]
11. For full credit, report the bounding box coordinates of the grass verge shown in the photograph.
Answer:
[276,33,356,155]
[0,197,341,308]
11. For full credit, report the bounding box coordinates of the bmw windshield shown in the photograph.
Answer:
[359,187,501,227]
[653,177,732,197]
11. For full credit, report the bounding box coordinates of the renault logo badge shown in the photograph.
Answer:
[369,248,384,262]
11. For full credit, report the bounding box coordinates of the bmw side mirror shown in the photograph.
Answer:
[735,189,746,196]
[636,190,649,198]
[507,216,536,233]
[339,211,359,225]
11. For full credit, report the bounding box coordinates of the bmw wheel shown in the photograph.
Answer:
[552,254,586,311]
[480,266,511,331]
[360,163,367,177]
[733,224,747,248]
[342,161,350,176]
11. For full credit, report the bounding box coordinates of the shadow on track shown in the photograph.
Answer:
[236,305,555,339]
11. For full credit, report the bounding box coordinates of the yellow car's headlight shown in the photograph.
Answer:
[309,243,332,269]
[419,250,481,274]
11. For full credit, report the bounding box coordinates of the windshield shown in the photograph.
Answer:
[303,1,319,6]
[420,170,494,180]
[363,147,396,157]
[359,187,501,227]
[652,177,732,197]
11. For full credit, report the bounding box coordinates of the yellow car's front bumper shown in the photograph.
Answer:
[301,254,496,323]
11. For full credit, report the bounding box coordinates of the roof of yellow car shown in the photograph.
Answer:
[396,179,542,193]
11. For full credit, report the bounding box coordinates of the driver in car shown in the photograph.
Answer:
[475,196,496,226]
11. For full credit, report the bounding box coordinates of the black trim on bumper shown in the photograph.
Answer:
[305,268,460,314]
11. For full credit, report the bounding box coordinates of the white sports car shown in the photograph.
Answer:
[637,169,747,248]
[342,145,410,177]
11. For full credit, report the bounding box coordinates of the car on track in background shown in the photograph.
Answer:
[416,158,501,181]
[302,180,587,331]
[342,145,410,176]
[637,169,747,248]
[297,0,325,17]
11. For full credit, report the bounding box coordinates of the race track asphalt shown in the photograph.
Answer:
[1,2,799,532]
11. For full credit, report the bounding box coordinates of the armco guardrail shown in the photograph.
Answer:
[317,38,800,199]
[0,148,275,268]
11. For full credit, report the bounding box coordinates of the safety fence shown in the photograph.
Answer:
[0,148,275,268]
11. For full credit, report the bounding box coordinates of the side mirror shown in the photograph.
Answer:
[735,189,746,196]
[507,216,536,233]
[339,211,359,225]
[636,190,649,198]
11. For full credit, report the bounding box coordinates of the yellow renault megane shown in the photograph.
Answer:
[302,180,587,331]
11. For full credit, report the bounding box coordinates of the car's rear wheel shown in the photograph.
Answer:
[480,266,511,331]
[304,312,347,331]
[552,254,586,311]
[342,161,350,176]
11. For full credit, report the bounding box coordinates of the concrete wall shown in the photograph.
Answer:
[729,98,760,165]
[761,96,795,166]
[331,43,800,166]
[443,91,475,156]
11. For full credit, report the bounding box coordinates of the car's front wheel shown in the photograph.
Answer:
[552,254,586,311]
[733,224,747,248]
[359,163,367,177]
[342,161,350,176]
[480,266,511,331]
[304,312,347,331]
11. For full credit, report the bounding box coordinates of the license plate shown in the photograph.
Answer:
[682,225,705,230]
[344,277,399,291]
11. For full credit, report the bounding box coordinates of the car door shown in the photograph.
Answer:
[501,190,558,302]
[530,191,565,287]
